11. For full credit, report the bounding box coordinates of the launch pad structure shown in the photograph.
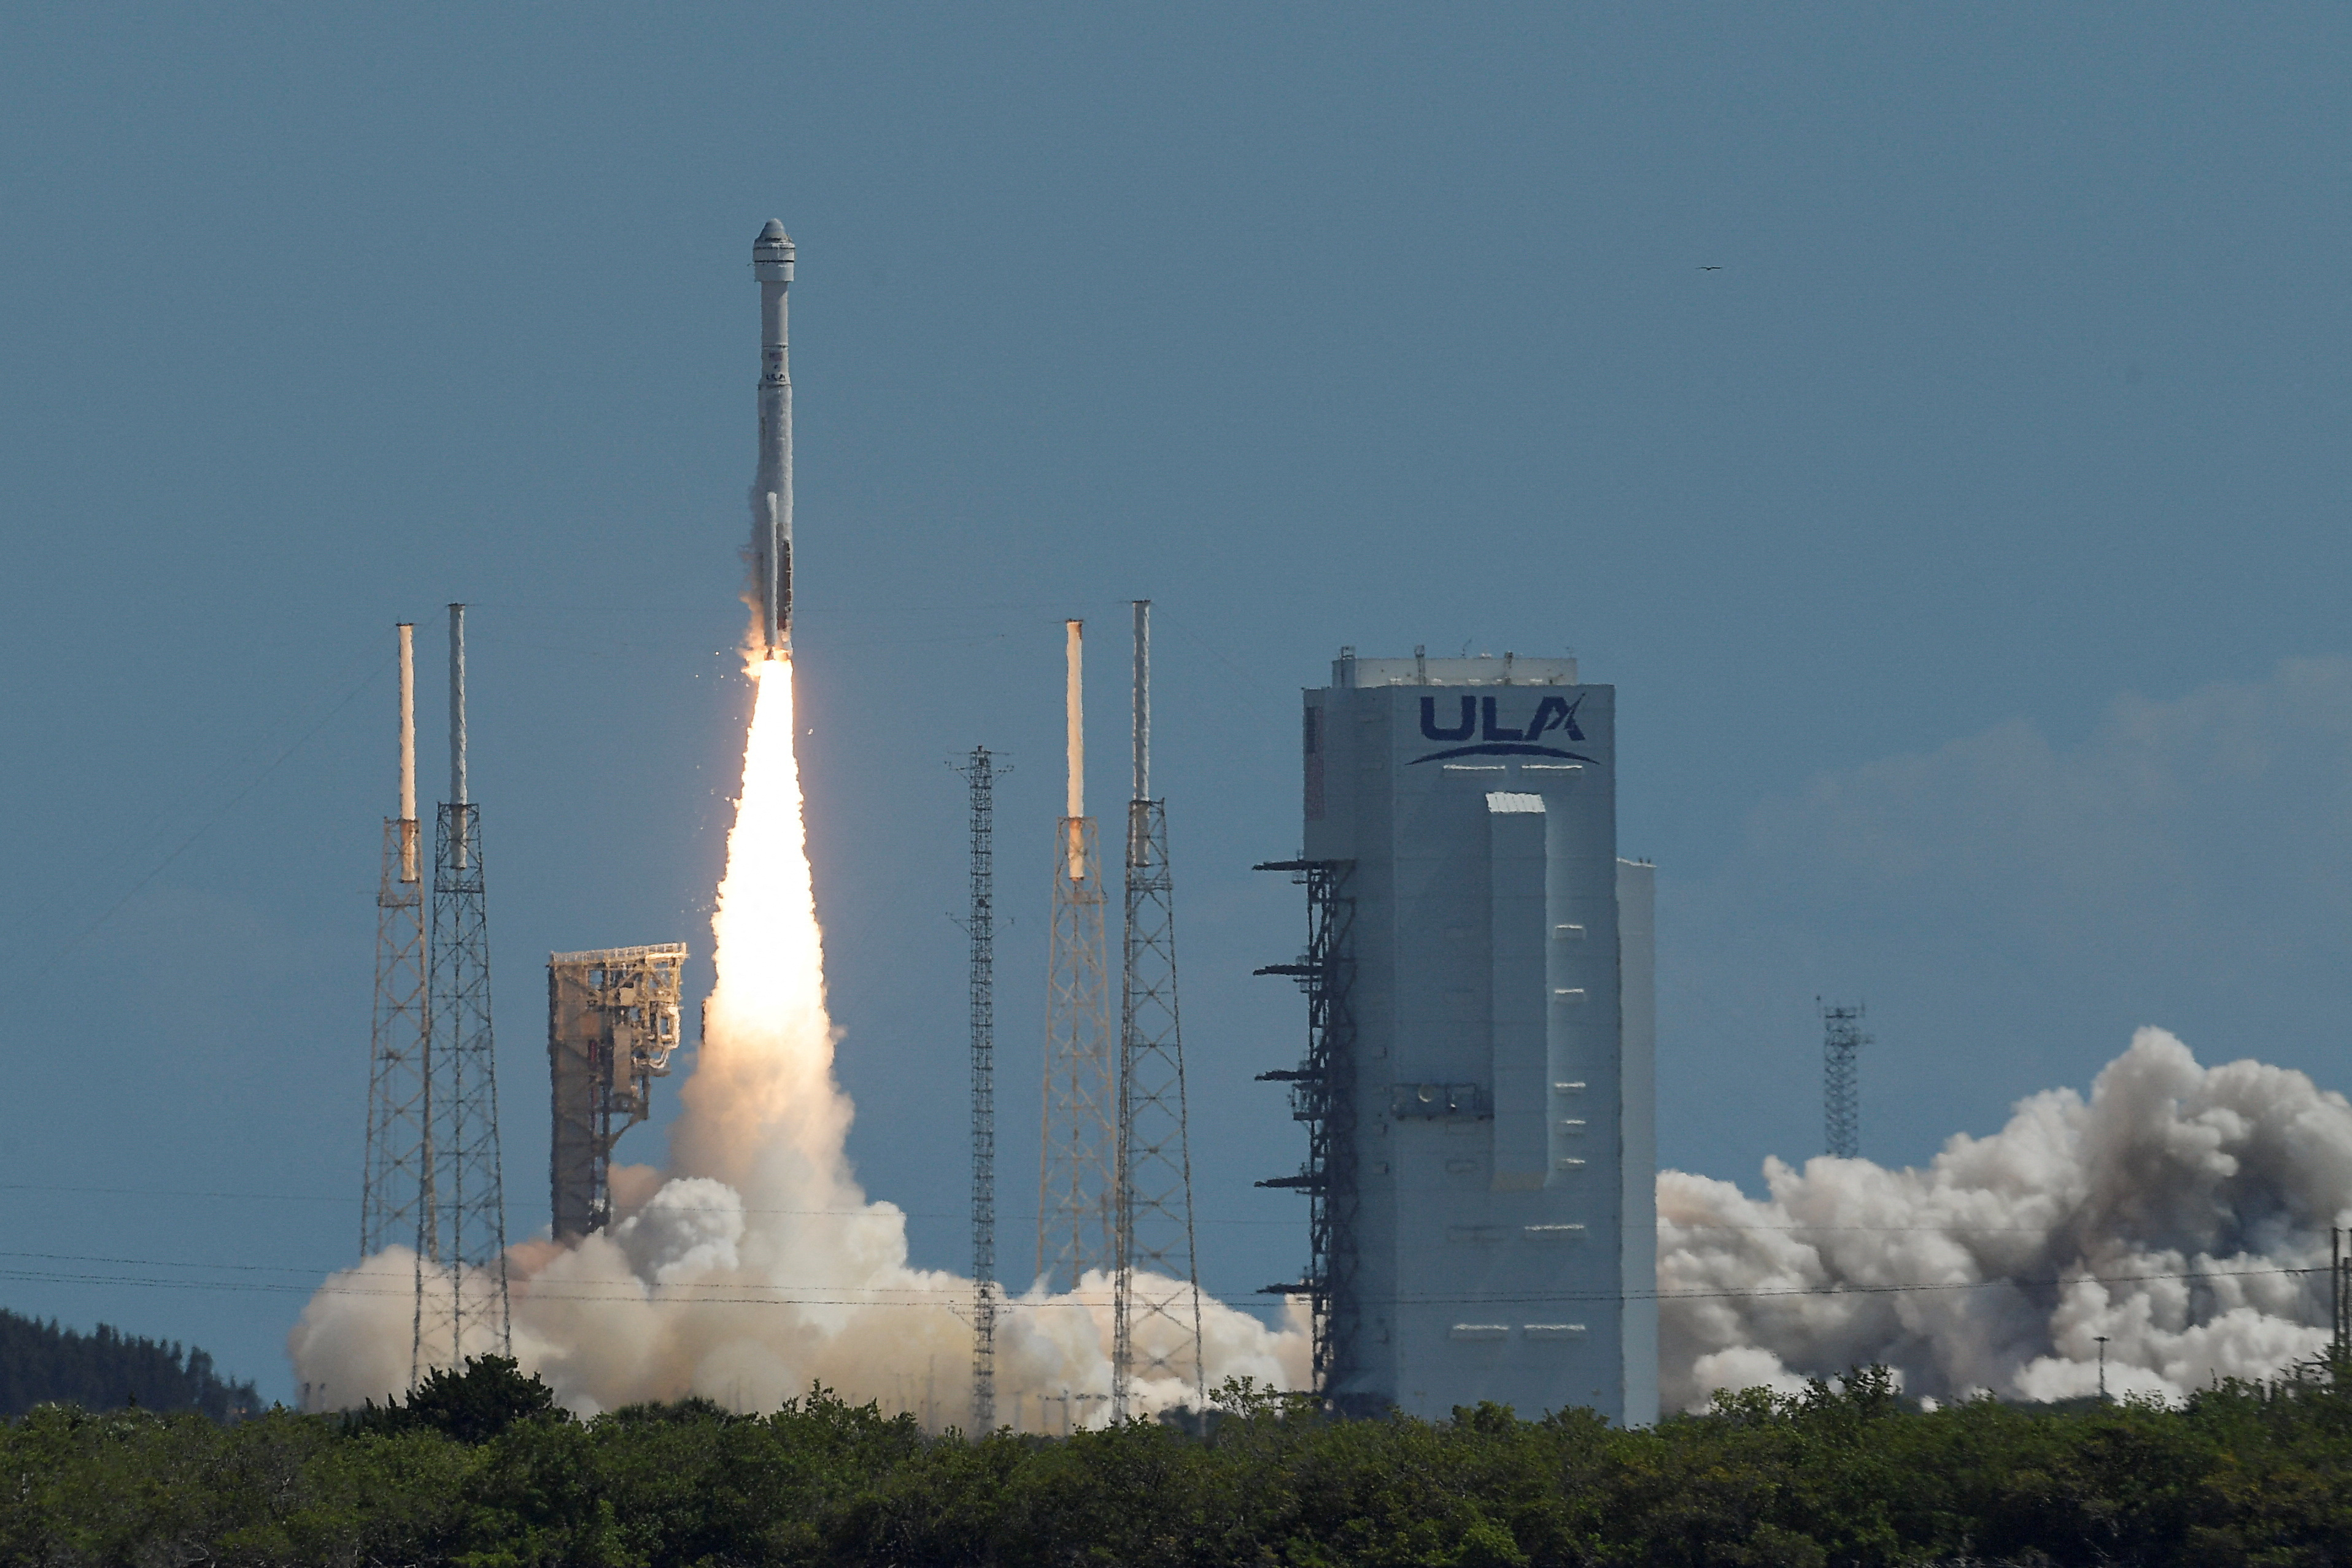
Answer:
[1111,601,1204,1418]
[1259,650,1658,1426]
[417,604,514,1380]
[547,943,686,1240]
[357,606,514,1389]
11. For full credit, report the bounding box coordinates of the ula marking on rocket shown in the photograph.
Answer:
[751,219,795,655]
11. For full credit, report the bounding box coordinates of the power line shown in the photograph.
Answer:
[0,1255,2323,1310]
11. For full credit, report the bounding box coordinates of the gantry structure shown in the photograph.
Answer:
[547,943,686,1240]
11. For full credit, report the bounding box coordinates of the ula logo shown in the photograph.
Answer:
[1412,693,1596,765]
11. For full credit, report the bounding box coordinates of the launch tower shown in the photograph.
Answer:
[547,944,686,1239]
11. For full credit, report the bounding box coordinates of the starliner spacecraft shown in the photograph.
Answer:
[750,219,795,654]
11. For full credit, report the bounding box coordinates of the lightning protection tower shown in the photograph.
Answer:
[956,746,1000,1430]
[1039,619,1116,1294]
[547,944,686,1240]
[1822,1000,1868,1161]
[416,603,513,1384]
[1112,601,1204,1419]
[362,623,429,1257]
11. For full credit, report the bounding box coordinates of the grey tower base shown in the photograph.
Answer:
[1288,653,1657,1426]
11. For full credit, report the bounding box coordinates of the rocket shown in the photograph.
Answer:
[750,219,795,654]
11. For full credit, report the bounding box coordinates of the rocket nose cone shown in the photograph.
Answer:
[752,219,795,280]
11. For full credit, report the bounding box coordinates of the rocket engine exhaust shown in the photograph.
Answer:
[751,218,795,655]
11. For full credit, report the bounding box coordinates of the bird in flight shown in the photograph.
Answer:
[1698,265,1722,271]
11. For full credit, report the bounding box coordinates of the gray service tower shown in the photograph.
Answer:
[1267,652,1656,1426]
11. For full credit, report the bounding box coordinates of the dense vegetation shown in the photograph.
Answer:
[8,1356,2352,1566]
[0,1306,258,1423]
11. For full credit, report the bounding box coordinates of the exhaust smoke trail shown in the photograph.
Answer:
[293,658,1305,1422]
[1661,1027,2351,1410]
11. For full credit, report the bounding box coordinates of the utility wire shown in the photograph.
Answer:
[2,1182,2292,1238]
[0,1252,2325,1310]
[45,646,395,961]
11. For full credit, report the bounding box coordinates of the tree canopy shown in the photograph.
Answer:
[8,1358,2352,1566]
[0,1307,258,1423]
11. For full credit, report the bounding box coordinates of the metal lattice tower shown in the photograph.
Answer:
[1254,858,1359,1407]
[547,944,685,1240]
[1112,601,1204,1419]
[362,623,429,1257]
[956,746,999,1430]
[1822,1000,1868,1161]
[1039,619,1116,1293]
[414,604,513,1384]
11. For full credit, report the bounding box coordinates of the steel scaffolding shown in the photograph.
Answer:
[414,604,511,1383]
[957,746,999,1431]
[1112,601,1203,1418]
[547,944,685,1240]
[1822,1000,1868,1161]
[361,624,428,1259]
[1255,858,1360,1408]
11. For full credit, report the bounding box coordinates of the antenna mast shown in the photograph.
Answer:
[416,603,513,1385]
[1112,600,1205,1418]
[1822,1000,1868,1161]
[958,746,1000,1429]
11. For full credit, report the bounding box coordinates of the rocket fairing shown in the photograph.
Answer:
[751,220,795,654]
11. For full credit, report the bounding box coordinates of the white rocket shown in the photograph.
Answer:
[751,219,794,654]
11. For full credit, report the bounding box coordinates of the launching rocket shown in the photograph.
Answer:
[751,219,795,654]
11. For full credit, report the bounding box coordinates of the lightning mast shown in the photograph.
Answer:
[416,603,513,1383]
[362,624,428,1257]
[957,746,1000,1430]
[1111,600,1204,1419]
[1039,620,1115,1294]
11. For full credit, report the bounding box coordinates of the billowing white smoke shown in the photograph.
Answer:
[1661,1027,2348,1410]
[292,660,1306,1421]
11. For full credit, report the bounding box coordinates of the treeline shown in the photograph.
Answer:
[0,1307,258,1423]
[9,1356,2352,1566]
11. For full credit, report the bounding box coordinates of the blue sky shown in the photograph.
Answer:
[4,5,2350,1402]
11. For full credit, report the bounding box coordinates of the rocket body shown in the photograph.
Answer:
[751,220,795,652]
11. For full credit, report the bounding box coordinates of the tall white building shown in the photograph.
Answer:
[1279,651,1655,1424]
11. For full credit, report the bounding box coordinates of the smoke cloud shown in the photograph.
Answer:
[292,661,1305,1423]
[1661,1027,2350,1410]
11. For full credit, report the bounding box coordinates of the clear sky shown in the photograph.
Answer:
[4,6,2350,1404]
